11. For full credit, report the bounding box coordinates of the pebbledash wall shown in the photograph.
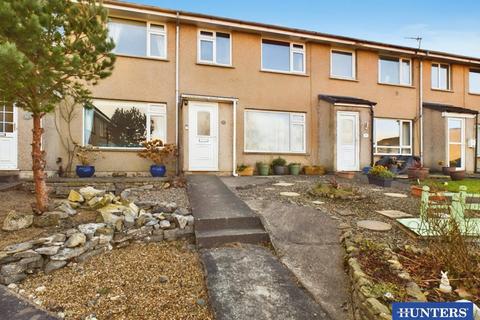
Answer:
[14,0,480,177]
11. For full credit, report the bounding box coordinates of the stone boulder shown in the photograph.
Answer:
[79,186,105,201]
[2,211,33,231]
[78,223,105,239]
[65,233,86,248]
[68,190,84,203]
[33,212,60,228]
[56,202,77,216]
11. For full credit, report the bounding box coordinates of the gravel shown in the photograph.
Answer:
[19,240,213,320]
[132,187,190,210]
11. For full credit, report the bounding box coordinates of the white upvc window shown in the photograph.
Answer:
[261,39,305,74]
[244,110,306,153]
[431,63,450,90]
[331,49,356,79]
[469,69,480,94]
[147,22,167,58]
[198,30,231,65]
[83,100,167,149]
[378,56,412,85]
[374,118,412,155]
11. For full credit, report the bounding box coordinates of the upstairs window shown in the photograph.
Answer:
[261,40,305,73]
[379,57,411,85]
[469,69,480,94]
[331,50,355,79]
[374,118,412,155]
[108,18,167,58]
[198,30,231,65]
[431,63,450,90]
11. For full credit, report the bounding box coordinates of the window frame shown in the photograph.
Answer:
[261,39,306,74]
[197,29,232,66]
[147,22,167,59]
[330,49,356,80]
[244,109,306,153]
[82,99,167,150]
[378,56,412,86]
[431,62,451,91]
[469,69,480,94]
[373,118,413,156]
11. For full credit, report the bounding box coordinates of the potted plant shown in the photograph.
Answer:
[304,165,326,175]
[137,139,177,177]
[336,171,355,179]
[256,161,269,176]
[367,165,395,187]
[288,163,301,176]
[439,160,453,175]
[75,145,100,178]
[446,160,465,181]
[237,164,254,176]
[272,157,288,175]
[406,158,429,180]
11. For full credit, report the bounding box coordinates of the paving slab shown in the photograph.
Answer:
[357,220,392,231]
[376,210,413,219]
[384,192,408,198]
[0,285,58,320]
[201,245,330,320]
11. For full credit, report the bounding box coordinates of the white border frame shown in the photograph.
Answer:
[431,62,450,91]
[378,56,412,86]
[243,109,306,153]
[336,111,360,171]
[197,29,232,66]
[469,69,480,94]
[446,117,466,170]
[330,48,356,80]
[260,38,306,74]
[147,22,167,59]
[373,118,413,156]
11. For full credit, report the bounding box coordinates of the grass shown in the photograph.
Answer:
[415,179,480,193]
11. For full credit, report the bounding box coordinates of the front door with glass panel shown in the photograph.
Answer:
[447,118,465,170]
[0,105,17,169]
[188,103,218,171]
[336,111,359,171]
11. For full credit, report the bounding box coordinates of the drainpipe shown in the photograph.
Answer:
[419,59,424,165]
[370,105,375,166]
[475,113,478,173]
[232,100,238,176]
[175,12,180,175]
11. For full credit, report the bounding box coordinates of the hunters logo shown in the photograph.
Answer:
[392,302,474,320]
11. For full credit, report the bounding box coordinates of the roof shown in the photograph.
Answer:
[104,0,480,65]
[318,94,377,106]
[423,102,478,114]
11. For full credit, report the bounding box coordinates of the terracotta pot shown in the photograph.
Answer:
[407,167,430,180]
[442,166,454,175]
[411,185,423,197]
[304,166,326,175]
[429,193,447,201]
[238,166,254,176]
[336,171,355,179]
[449,170,466,181]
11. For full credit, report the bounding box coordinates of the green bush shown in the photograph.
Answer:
[368,165,395,179]
[271,157,287,167]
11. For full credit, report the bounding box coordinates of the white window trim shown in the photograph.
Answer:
[378,56,412,86]
[469,69,480,94]
[446,117,465,170]
[431,62,450,90]
[477,124,480,156]
[197,29,232,66]
[373,118,413,155]
[147,22,167,59]
[82,99,167,150]
[330,49,356,80]
[261,38,306,74]
[244,109,306,153]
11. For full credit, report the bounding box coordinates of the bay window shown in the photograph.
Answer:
[374,118,412,155]
[84,100,167,148]
[198,30,231,65]
[431,63,450,90]
[379,57,411,85]
[261,40,305,73]
[244,110,305,153]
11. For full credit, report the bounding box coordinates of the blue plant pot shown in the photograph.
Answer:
[76,165,95,178]
[150,164,166,177]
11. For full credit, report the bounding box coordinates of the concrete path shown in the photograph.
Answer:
[202,245,330,320]
[243,199,352,320]
[0,285,58,320]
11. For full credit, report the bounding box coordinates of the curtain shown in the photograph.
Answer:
[84,108,94,145]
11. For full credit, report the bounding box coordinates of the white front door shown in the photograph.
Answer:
[447,117,465,170]
[0,105,17,170]
[188,102,219,171]
[336,111,359,171]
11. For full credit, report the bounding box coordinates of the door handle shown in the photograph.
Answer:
[198,138,209,142]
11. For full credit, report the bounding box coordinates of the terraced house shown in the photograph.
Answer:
[3,0,480,177]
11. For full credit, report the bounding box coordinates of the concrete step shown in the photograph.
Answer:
[196,228,270,249]
[0,171,20,183]
[195,216,264,231]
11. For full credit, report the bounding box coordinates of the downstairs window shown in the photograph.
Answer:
[374,118,412,155]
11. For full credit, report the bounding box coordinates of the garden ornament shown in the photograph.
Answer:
[439,271,452,293]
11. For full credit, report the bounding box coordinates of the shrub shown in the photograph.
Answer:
[137,139,177,165]
[368,165,395,179]
[75,145,101,166]
[271,157,287,167]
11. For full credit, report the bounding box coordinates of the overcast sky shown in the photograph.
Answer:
[128,0,480,58]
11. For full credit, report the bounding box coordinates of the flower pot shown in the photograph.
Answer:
[288,164,301,176]
[257,164,269,176]
[367,174,392,187]
[238,166,254,176]
[76,165,95,178]
[304,165,325,175]
[407,167,429,180]
[362,166,372,174]
[411,185,423,197]
[273,165,288,175]
[336,171,355,179]
[449,170,465,181]
[442,166,454,175]
[150,164,166,177]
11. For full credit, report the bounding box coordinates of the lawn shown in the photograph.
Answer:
[418,178,480,193]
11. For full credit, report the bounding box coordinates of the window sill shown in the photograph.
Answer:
[329,76,358,82]
[260,69,309,77]
[377,82,415,89]
[196,62,234,69]
[243,151,309,156]
[90,147,145,152]
[114,53,169,62]
[431,88,453,93]
[468,92,480,96]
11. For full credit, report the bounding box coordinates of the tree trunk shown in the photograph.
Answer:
[32,113,49,213]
